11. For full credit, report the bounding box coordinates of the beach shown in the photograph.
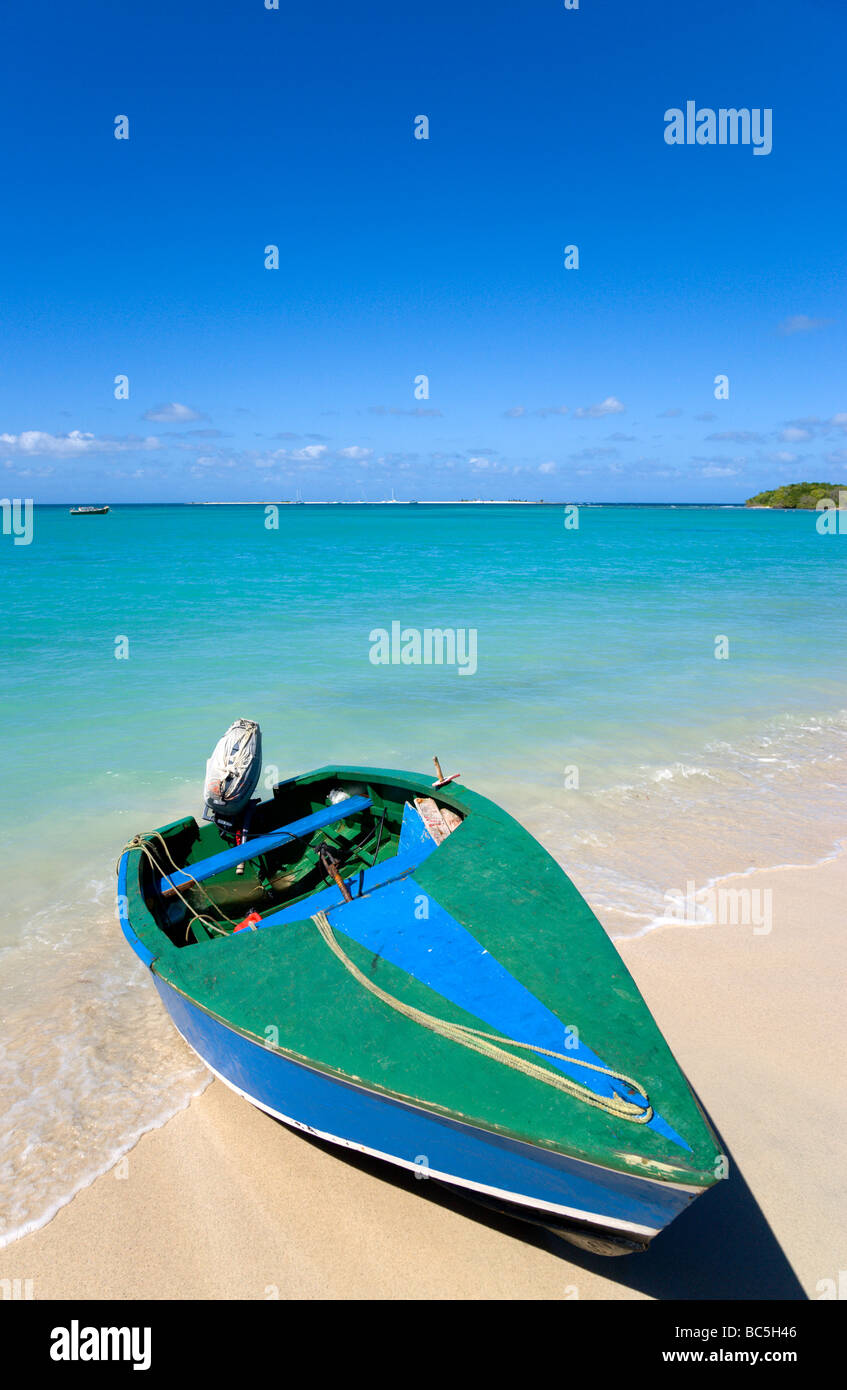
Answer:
[4,851,841,1301]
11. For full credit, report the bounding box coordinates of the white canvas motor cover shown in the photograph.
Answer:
[203,719,262,819]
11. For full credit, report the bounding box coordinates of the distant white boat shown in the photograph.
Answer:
[69,505,109,515]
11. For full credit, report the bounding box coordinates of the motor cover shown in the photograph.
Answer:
[203,719,262,820]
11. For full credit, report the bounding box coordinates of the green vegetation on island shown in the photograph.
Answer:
[745,482,846,509]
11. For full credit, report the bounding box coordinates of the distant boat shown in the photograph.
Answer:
[69,505,109,515]
[118,756,722,1255]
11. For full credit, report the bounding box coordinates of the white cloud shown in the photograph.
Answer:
[569,446,618,461]
[3,462,55,477]
[337,446,372,460]
[290,444,328,461]
[706,430,762,443]
[0,429,159,457]
[538,461,557,474]
[575,396,625,418]
[700,465,739,477]
[780,427,812,442]
[142,402,206,423]
[777,315,832,336]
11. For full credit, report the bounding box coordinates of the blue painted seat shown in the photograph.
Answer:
[253,801,440,929]
[159,795,372,896]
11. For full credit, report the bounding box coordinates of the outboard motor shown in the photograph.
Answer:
[202,719,263,829]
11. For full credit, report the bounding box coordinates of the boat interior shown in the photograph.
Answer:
[140,772,465,950]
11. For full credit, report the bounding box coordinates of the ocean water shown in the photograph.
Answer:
[1,502,845,1244]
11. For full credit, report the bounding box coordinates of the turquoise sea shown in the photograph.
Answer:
[1,502,845,1244]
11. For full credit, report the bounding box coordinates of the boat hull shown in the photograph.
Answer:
[151,971,703,1250]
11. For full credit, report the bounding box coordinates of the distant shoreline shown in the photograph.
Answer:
[42,500,751,509]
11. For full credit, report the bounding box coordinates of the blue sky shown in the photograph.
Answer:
[1,0,845,503]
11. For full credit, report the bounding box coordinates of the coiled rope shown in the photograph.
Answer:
[311,910,653,1124]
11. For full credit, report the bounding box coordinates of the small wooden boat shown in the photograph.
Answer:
[118,764,722,1254]
[70,505,109,515]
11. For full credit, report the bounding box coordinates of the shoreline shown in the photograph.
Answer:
[3,852,842,1300]
[608,838,847,941]
[33,505,751,517]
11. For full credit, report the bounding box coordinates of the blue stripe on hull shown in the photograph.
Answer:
[329,875,688,1150]
[151,973,698,1239]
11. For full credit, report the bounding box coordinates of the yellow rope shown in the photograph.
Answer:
[119,833,245,938]
[311,910,653,1125]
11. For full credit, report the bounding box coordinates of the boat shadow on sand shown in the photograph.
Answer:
[279,1098,806,1300]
